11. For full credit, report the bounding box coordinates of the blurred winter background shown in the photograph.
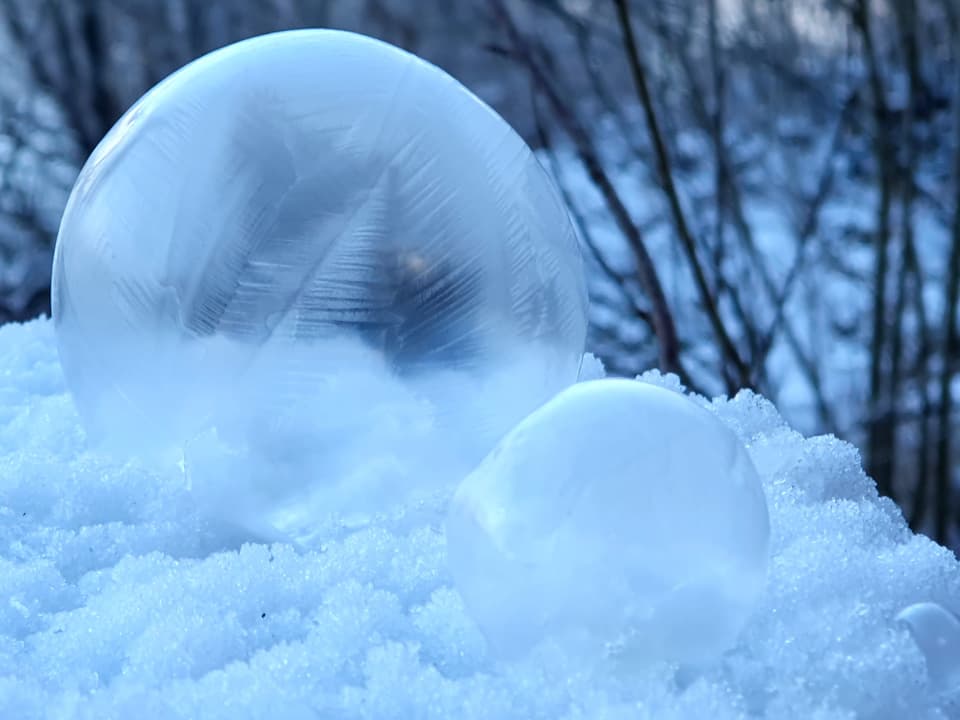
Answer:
[0,0,958,545]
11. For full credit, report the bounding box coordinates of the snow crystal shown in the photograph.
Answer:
[577,352,606,381]
[1,318,959,719]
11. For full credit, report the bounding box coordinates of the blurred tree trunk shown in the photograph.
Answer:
[936,36,960,544]
[852,0,897,500]
[892,0,933,531]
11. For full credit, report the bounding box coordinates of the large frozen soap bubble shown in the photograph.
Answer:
[52,30,587,462]
[446,379,770,666]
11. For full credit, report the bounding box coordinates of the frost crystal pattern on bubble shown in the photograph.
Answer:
[51,30,587,467]
[446,379,770,665]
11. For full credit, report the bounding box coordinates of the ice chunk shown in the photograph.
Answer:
[445,378,770,665]
[51,30,587,466]
[896,602,960,694]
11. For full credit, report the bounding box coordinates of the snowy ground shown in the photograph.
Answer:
[1,318,960,719]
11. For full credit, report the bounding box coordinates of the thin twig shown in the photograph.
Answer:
[612,0,748,391]
[491,0,686,378]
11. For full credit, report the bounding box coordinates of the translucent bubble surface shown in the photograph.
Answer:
[446,379,770,665]
[896,602,960,694]
[51,30,587,473]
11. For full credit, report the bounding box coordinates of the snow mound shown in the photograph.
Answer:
[1,318,959,719]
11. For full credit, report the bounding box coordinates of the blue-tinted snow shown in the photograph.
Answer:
[1,318,959,719]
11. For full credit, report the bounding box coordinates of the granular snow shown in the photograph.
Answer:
[0,318,958,719]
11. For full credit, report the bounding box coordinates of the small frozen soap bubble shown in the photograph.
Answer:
[51,30,587,529]
[446,379,770,665]
[896,602,960,694]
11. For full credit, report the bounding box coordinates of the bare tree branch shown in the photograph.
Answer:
[851,0,898,499]
[613,0,749,392]
[490,0,686,379]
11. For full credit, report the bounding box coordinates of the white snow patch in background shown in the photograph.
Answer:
[1,318,959,719]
